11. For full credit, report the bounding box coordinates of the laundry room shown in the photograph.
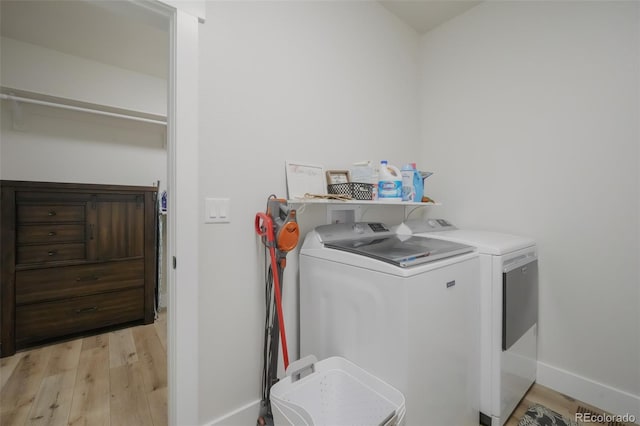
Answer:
[0,1,638,426]
[199,1,638,425]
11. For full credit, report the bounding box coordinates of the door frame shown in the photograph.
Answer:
[136,1,201,424]
[167,7,200,426]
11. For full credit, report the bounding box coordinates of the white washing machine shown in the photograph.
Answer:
[299,222,481,426]
[397,219,538,426]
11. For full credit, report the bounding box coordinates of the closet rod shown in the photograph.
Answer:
[0,93,167,126]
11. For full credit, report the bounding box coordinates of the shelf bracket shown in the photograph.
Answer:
[7,95,26,131]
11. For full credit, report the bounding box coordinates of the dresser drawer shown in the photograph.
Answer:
[16,259,144,304]
[17,204,85,223]
[17,243,86,265]
[15,288,144,347]
[17,224,85,244]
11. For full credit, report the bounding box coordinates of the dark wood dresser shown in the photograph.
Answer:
[1,181,157,357]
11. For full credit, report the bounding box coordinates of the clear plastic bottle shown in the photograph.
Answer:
[401,163,415,201]
[371,163,379,201]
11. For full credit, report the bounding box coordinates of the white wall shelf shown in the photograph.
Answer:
[287,198,440,206]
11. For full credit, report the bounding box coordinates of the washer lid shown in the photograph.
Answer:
[325,235,474,268]
[397,219,535,255]
[422,229,534,255]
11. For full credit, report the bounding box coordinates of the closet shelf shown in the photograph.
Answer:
[0,87,166,126]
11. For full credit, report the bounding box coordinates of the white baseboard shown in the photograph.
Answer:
[206,365,640,425]
[537,361,640,420]
[207,399,261,426]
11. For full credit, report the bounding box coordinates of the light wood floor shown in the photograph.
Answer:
[3,321,637,426]
[0,312,167,426]
[506,382,639,426]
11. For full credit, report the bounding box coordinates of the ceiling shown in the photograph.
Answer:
[0,1,479,80]
[379,0,481,34]
[0,0,169,79]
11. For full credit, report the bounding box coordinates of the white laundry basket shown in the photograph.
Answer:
[270,356,405,426]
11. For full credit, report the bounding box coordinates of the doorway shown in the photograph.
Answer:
[1,1,201,423]
[0,1,173,424]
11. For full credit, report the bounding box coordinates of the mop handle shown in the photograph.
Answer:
[255,213,290,369]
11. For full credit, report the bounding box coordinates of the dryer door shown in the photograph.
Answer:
[502,257,538,351]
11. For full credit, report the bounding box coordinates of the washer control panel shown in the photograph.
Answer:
[400,218,458,234]
[367,223,389,233]
[427,219,454,228]
[315,222,392,242]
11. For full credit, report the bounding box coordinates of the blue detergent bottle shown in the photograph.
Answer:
[412,163,424,202]
[378,160,402,200]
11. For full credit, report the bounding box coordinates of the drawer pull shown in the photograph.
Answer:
[48,210,57,217]
[76,275,99,282]
[75,306,98,314]
[48,231,57,237]
[48,250,57,256]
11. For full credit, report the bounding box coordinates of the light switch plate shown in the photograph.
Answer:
[205,198,231,223]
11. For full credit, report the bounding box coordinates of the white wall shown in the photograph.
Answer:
[0,37,167,189]
[197,1,420,423]
[0,105,166,187]
[1,37,166,116]
[419,0,639,416]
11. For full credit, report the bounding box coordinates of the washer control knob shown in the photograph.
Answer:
[352,223,366,234]
[428,219,438,228]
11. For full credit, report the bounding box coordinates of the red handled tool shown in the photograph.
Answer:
[254,211,290,369]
